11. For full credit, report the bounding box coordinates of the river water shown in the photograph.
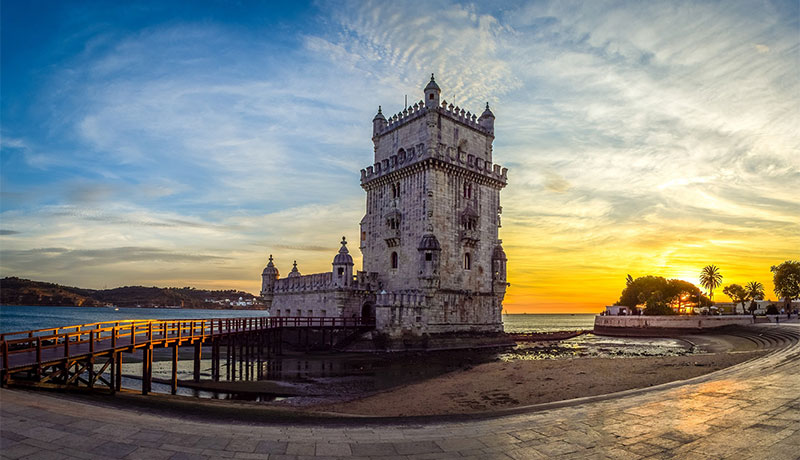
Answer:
[0,306,687,400]
[0,306,596,334]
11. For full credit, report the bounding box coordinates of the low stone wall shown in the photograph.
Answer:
[594,315,755,336]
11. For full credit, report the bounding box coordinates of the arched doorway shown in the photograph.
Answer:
[361,302,375,325]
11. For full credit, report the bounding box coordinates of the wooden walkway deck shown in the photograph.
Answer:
[0,316,372,395]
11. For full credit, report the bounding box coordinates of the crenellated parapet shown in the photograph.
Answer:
[372,99,495,139]
[373,100,427,137]
[361,155,507,189]
[273,272,334,293]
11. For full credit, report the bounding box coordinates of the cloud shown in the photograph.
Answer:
[0,229,21,235]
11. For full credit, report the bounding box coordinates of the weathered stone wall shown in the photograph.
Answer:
[271,286,370,319]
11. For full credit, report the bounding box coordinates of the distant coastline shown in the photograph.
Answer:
[0,277,262,310]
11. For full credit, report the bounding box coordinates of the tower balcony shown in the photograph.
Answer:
[385,228,401,247]
[459,229,480,246]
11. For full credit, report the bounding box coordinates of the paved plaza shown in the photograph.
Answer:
[2,324,799,460]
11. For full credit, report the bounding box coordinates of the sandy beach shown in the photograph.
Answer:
[308,351,765,416]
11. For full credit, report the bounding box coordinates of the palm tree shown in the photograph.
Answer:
[745,281,765,312]
[699,265,723,302]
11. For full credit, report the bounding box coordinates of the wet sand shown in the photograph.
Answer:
[308,351,765,416]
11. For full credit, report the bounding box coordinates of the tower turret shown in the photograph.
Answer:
[260,254,279,306]
[418,233,442,295]
[424,73,440,109]
[372,106,386,138]
[332,236,354,287]
[492,241,508,289]
[478,102,495,134]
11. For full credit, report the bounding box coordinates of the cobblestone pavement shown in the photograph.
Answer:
[2,324,799,460]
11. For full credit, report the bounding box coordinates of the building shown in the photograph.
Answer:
[261,75,508,336]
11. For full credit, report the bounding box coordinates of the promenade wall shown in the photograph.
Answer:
[594,315,755,336]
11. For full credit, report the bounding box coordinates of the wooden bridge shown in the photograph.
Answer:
[0,316,373,395]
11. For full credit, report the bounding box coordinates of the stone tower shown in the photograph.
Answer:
[359,74,508,334]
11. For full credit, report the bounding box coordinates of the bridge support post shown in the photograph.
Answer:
[193,342,202,383]
[142,347,152,395]
[87,356,95,389]
[211,339,219,382]
[257,332,263,380]
[226,338,231,381]
[115,352,122,391]
[171,344,178,395]
[231,337,237,381]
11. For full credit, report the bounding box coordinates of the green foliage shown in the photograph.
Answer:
[723,284,747,312]
[771,260,800,307]
[745,281,765,300]
[745,281,765,312]
[616,275,708,314]
[699,265,723,299]
[643,295,675,315]
[766,304,779,315]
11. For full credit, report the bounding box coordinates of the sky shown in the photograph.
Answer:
[1,0,798,313]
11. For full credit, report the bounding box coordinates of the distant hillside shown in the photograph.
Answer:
[0,277,261,309]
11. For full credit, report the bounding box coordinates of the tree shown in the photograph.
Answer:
[699,265,723,302]
[771,261,800,310]
[745,281,764,313]
[722,284,747,314]
[616,275,709,314]
[626,274,634,287]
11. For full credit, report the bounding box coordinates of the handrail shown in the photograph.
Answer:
[0,316,375,369]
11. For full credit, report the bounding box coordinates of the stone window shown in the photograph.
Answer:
[338,267,344,276]
[308,310,313,317]
[321,310,326,317]
[391,251,398,269]
[296,309,301,317]
[464,253,472,270]
[425,252,432,261]
[463,182,472,199]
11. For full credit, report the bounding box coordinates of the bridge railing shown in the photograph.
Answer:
[1,316,374,370]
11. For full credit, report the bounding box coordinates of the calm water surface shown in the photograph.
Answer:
[0,306,596,335]
[0,305,268,334]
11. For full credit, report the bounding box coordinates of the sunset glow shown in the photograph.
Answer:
[2,1,798,313]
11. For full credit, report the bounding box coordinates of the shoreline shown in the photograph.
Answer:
[302,350,765,417]
[114,330,764,417]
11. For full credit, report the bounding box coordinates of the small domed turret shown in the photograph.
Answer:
[332,236,354,287]
[262,254,279,277]
[479,102,495,133]
[424,73,440,109]
[492,244,506,261]
[287,260,301,278]
[372,106,386,137]
[333,236,354,265]
[261,254,279,299]
[492,241,507,284]
[418,233,441,251]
